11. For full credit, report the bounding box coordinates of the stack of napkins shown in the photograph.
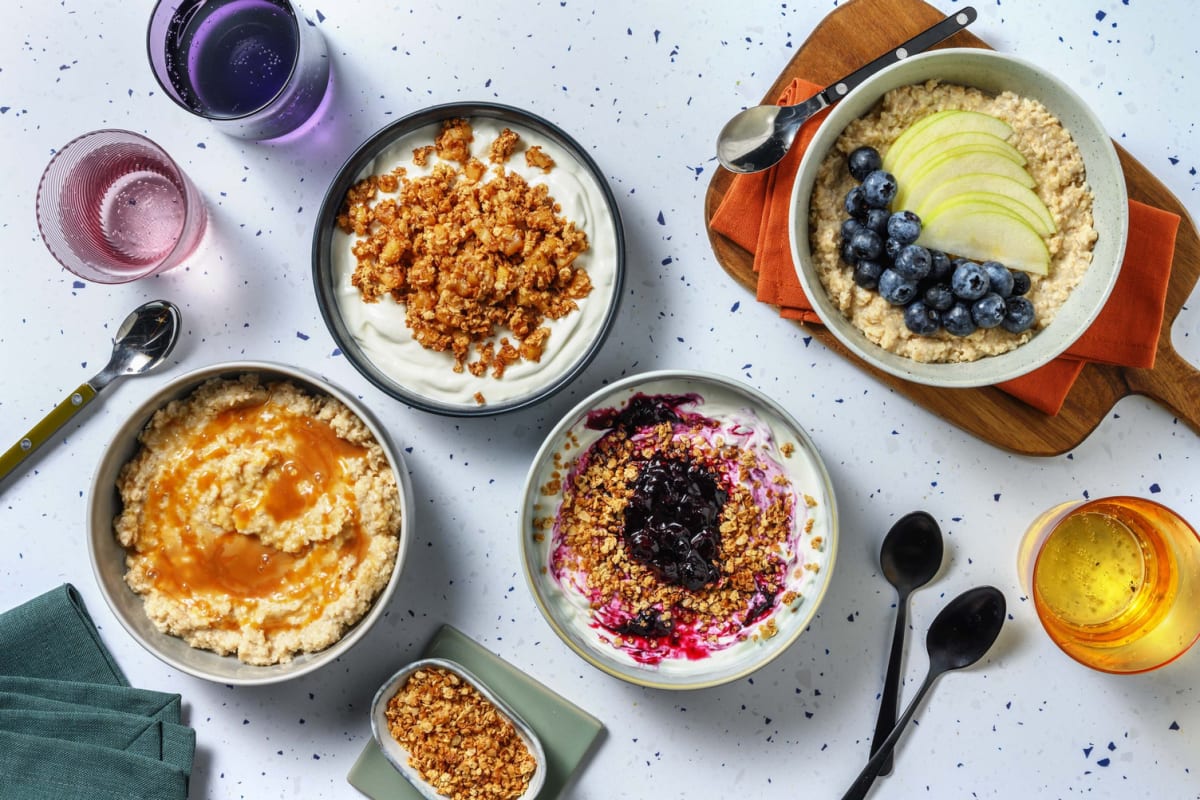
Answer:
[0,585,194,800]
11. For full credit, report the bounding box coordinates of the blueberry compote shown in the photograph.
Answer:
[622,454,726,591]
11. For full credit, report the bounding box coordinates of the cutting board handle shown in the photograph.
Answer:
[1125,335,1200,434]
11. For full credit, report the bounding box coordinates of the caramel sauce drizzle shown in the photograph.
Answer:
[138,397,371,635]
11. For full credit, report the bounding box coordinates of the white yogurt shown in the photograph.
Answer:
[331,116,620,408]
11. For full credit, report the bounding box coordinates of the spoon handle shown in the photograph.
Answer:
[841,671,938,800]
[869,591,910,774]
[0,383,97,483]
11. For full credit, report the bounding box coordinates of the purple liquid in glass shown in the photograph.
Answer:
[166,0,299,117]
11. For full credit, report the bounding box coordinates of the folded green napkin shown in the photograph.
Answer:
[0,585,194,800]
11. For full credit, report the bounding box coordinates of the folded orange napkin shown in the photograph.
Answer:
[711,78,1180,415]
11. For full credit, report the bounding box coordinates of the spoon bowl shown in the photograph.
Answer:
[871,511,944,772]
[0,299,181,485]
[842,585,1006,800]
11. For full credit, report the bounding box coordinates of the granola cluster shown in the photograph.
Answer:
[337,118,592,382]
[537,411,806,664]
[385,666,537,800]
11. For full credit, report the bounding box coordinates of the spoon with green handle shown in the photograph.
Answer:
[0,299,181,483]
[841,585,1007,800]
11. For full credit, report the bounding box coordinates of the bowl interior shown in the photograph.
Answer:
[789,48,1128,388]
[519,370,838,689]
[87,361,413,685]
[312,102,625,416]
[370,658,547,800]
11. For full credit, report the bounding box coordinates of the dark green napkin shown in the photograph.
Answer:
[0,585,194,800]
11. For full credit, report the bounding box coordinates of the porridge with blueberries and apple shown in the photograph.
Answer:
[808,79,1099,363]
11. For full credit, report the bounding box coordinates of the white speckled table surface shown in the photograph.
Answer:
[1,1,1197,798]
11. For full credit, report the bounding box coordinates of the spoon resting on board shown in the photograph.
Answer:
[715,6,977,174]
[841,585,1007,800]
[870,511,945,775]
[0,299,182,484]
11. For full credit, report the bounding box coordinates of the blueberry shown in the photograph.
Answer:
[951,261,990,300]
[923,283,955,312]
[861,170,897,209]
[1002,296,1036,333]
[878,268,918,305]
[849,228,884,261]
[853,259,885,289]
[1011,270,1032,296]
[885,236,905,261]
[904,300,941,335]
[927,249,952,282]
[886,210,922,244]
[942,302,978,337]
[840,218,863,241]
[981,261,1015,297]
[865,207,890,234]
[847,146,883,181]
[844,186,869,220]
[840,239,858,266]
[892,244,932,281]
[971,292,1006,329]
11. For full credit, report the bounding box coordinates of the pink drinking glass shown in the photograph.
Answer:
[36,129,207,284]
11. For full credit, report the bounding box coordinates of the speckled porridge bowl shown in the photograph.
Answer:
[312,102,625,416]
[520,370,837,690]
[789,48,1127,388]
[88,361,413,685]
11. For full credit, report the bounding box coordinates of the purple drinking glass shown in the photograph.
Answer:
[36,130,208,284]
[147,0,332,140]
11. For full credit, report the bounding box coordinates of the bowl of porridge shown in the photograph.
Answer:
[313,102,625,415]
[789,48,1127,388]
[88,361,412,685]
[519,370,837,689]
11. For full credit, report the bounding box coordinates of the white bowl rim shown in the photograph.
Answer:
[87,360,413,686]
[788,47,1128,389]
[518,368,839,690]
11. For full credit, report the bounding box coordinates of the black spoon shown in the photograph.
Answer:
[870,511,944,774]
[841,585,1007,800]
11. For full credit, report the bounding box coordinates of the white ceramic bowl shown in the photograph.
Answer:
[370,658,547,800]
[789,48,1128,388]
[87,361,413,685]
[312,102,625,416]
[520,370,837,689]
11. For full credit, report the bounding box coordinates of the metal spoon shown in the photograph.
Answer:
[0,299,181,483]
[870,511,944,775]
[840,585,1007,800]
[715,7,977,174]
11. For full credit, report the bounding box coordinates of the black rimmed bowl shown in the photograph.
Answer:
[312,102,625,416]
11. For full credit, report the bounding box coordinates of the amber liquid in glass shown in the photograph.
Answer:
[1033,501,1178,652]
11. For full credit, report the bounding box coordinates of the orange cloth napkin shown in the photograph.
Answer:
[711,78,1180,415]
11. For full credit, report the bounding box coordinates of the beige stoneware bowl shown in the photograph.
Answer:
[87,361,412,685]
[788,48,1128,388]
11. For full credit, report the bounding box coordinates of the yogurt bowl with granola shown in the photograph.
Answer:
[520,371,837,689]
[313,102,625,415]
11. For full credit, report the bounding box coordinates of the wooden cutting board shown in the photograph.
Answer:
[703,0,1200,456]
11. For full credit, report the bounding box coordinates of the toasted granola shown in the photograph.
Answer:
[336,118,592,380]
[385,666,537,800]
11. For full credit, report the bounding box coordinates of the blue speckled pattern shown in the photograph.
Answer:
[0,1,1197,798]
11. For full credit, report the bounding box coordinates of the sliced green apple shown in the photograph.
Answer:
[891,131,1026,184]
[882,109,1014,175]
[923,194,1053,238]
[911,173,1055,235]
[894,149,1035,211]
[917,203,1051,275]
